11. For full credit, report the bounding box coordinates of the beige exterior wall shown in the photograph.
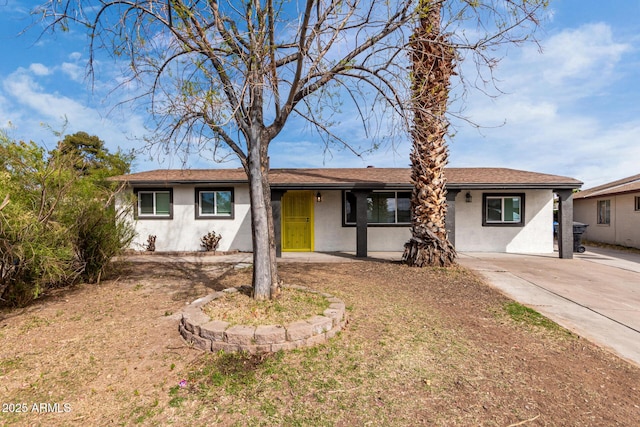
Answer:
[312,190,412,252]
[120,186,556,254]
[122,184,254,252]
[454,189,555,253]
[574,192,640,249]
[312,189,556,253]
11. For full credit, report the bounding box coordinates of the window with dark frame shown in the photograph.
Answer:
[482,194,525,226]
[344,191,411,225]
[134,189,173,218]
[635,196,640,212]
[597,199,611,224]
[195,188,234,219]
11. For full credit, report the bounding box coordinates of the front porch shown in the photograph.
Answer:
[272,188,577,259]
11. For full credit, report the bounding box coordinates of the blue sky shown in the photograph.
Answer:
[1,1,638,189]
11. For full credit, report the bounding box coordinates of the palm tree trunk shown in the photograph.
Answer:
[402,0,456,267]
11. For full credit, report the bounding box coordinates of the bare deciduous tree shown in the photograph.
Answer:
[35,0,417,299]
[33,0,548,295]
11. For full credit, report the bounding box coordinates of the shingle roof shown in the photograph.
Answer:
[111,167,581,190]
[574,173,640,199]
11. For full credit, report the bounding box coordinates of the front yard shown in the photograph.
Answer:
[1,260,638,426]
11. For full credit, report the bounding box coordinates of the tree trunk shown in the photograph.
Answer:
[245,46,280,299]
[262,171,281,297]
[402,0,456,268]
[246,131,274,300]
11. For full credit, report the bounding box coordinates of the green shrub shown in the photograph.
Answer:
[0,131,134,306]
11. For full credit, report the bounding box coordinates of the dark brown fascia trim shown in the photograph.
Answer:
[271,183,412,191]
[123,180,248,186]
[124,181,581,191]
[574,188,640,200]
[447,183,582,191]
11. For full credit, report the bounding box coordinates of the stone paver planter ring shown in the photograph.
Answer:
[179,285,346,353]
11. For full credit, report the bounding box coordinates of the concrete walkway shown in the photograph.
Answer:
[122,251,403,264]
[457,247,640,367]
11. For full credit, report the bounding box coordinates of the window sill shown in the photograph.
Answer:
[136,215,173,220]
[342,223,411,227]
[195,215,235,220]
[482,222,524,227]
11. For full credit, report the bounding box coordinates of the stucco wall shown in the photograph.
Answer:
[454,189,554,253]
[312,190,411,252]
[614,194,640,248]
[119,186,556,254]
[574,198,612,244]
[311,189,554,253]
[121,184,253,252]
[574,193,640,249]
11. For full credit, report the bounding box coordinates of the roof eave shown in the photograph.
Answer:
[120,182,581,189]
[575,188,640,200]
[116,179,249,185]
[112,177,582,191]
[271,183,411,190]
[447,183,582,190]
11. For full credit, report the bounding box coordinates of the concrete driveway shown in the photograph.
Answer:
[458,246,640,367]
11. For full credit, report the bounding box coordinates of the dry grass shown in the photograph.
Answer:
[0,260,639,426]
[202,286,330,326]
[169,262,640,426]
[583,240,640,255]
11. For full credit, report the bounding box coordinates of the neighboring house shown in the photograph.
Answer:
[112,167,582,258]
[573,173,640,249]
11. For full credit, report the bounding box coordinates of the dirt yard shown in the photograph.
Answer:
[0,259,638,426]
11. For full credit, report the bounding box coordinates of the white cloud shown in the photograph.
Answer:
[3,70,87,121]
[2,0,29,14]
[2,10,636,189]
[61,62,85,82]
[501,23,631,99]
[448,22,638,189]
[28,63,51,76]
[538,23,630,85]
[0,65,151,162]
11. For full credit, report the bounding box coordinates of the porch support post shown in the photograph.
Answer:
[354,190,369,258]
[445,189,460,247]
[555,189,574,259]
[271,190,285,258]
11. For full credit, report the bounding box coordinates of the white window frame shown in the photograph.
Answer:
[195,188,234,219]
[135,189,173,219]
[482,194,524,226]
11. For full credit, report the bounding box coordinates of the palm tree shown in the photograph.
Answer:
[402,0,456,267]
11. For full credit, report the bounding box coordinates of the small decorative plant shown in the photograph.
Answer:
[201,231,222,253]
[145,235,156,252]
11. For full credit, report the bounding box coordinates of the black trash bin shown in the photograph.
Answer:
[573,222,588,253]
